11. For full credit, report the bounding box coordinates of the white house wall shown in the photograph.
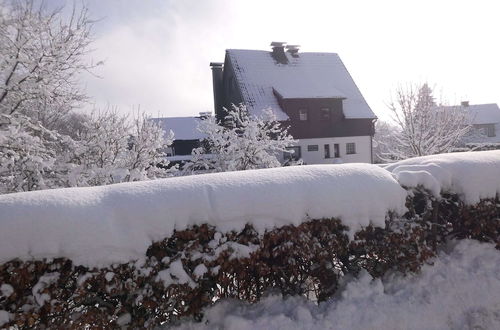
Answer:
[291,136,372,164]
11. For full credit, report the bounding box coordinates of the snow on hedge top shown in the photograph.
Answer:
[227,49,376,120]
[385,150,500,204]
[0,164,406,267]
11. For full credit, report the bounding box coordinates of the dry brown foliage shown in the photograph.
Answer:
[1,190,498,328]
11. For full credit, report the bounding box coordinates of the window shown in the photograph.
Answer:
[334,143,340,158]
[324,144,330,158]
[285,146,301,160]
[307,145,319,152]
[346,143,356,154]
[320,108,330,120]
[299,109,308,121]
[485,125,496,137]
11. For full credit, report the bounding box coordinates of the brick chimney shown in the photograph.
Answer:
[270,41,288,64]
[286,44,300,58]
[198,111,212,119]
[210,62,224,118]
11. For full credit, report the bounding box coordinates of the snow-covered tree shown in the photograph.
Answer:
[183,104,295,173]
[70,110,174,186]
[373,120,400,163]
[125,113,175,181]
[0,0,95,193]
[0,113,75,193]
[0,0,98,125]
[381,83,471,160]
[0,1,174,193]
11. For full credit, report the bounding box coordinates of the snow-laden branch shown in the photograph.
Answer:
[183,104,296,174]
[376,83,472,161]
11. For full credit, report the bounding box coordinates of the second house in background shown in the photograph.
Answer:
[210,42,377,164]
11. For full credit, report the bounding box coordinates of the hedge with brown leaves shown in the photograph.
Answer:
[1,189,498,328]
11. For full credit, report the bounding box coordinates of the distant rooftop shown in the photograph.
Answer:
[226,49,377,121]
[151,116,206,140]
[442,103,500,125]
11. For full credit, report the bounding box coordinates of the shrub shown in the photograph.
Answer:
[1,190,498,328]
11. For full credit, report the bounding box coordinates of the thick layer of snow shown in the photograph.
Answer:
[467,103,500,124]
[176,239,500,330]
[227,49,376,120]
[385,150,500,203]
[0,164,406,267]
[151,116,206,140]
[166,155,195,162]
[0,310,11,328]
[442,103,500,125]
[273,83,345,99]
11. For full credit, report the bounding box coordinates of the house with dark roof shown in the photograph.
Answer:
[210,42,377,164]
[155,42,377,165]
[452,102,500,141]
[150,114,209,164]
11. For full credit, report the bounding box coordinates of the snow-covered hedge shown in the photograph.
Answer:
[0,164,407,267]
[0,151,499,328]
[175,240,500,330]
[385,150,500,203]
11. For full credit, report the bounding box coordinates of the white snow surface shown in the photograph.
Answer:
[0,164,406,267]
[175,239,500,330]
[0,310,11,328]
[442,103,500,125]
[0,284,14,298]
[227,49,376,120]
[151,116,206,140]
[385,150,500,204]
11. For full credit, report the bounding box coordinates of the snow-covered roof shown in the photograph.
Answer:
[440,103,500,125]
[151,116,206,140]
[226,49,376,120]
[273,82,346,100]
[466,104,500,125]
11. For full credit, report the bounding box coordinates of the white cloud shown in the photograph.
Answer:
[80,0,500,119]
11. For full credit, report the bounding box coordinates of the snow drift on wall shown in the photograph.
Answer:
[385,150,500,204]
[0,164,407,267]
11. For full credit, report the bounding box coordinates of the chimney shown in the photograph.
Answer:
[461,101,469,107]
[286,44,300,58]
[198,111,212,119]
[210,62,224,119]
[270,41,288,64]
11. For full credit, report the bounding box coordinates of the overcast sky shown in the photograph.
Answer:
[69,0,500,120]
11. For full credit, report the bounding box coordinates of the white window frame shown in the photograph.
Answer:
[307,145,319,152]
[299,109,308,121]
[346,142,356,155]
[320,108,330,120]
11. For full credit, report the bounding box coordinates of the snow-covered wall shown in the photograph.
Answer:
[1,150,499,269]
[385,150,500,204]
[0,164,407,267]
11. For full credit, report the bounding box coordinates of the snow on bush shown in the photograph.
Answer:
[175,239,500,330]
[183,104,296,173]
[0,164,407,267]
[385,150,500,203]
[0,151,499,328]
